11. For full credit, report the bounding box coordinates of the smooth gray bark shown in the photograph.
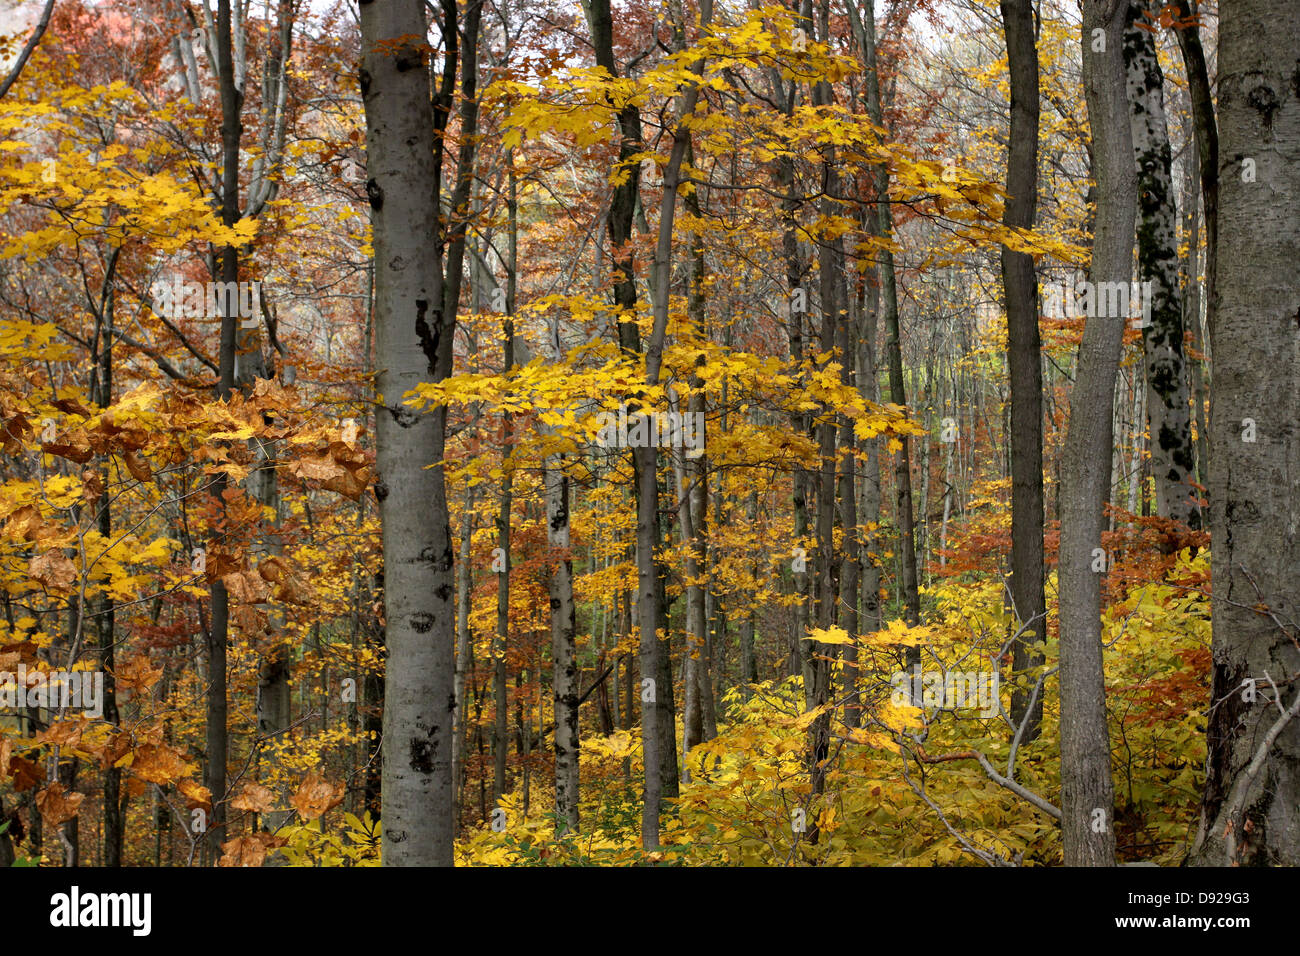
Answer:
[1192,0,1300,866]
[360,0,456,865]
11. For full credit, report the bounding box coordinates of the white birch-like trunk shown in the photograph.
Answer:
[360,0,456,865]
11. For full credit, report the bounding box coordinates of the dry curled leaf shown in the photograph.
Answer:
[130,742,190,785]
[219,832,287,867]
[36,782,84,828]
[230,782,275,813]
[289,773,344,821]
[29,550,77,591]
[113,654,163,694]
[36,718,86,749]
[8,755,41,792]
[222,569,272,605]
[122,448,152,483]
[178,779,212,812]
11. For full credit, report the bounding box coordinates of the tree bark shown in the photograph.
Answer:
[204,0,242,861]
[546,328,580,836]
[856,0,919,630]
[1169,0,1217,368]
[360,0,457,865]
[1192,0,1300,866]
[1124,0,1199,532]
[999,0,1047,742]
[1058,0,1137,866]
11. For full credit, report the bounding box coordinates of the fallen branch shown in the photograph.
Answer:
[915,746,1062,822]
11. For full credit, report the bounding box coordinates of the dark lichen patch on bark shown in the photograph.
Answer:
[409,736,436,773]
[394,41,425,73]
[414,298,440,376]
[1246,83,1280,125]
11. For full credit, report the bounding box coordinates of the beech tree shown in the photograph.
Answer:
[1193,0,1300,867]
[358,0,456,866]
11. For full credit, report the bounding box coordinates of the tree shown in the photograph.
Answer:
[998,0,1047,741]
[1124,0,1198,531]
[358,0,456,866]
[1192,0,1300,867]
[1058,0,1137,866]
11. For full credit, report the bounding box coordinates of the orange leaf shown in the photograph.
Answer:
[36,782,84,828]
[29,551,77,591]
[218,832,286,867]
[289,773,344,821]
[113,654,163,694]
[230,782,275,813]
[130,742,190,785]
[178,779,213,811]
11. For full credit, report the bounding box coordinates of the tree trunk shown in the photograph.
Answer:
[1180,141,1210,489]
[204,0,242,861]
[857,0,919,630]
[360,0,457,866]
[1169,0,1218,395]
[1000,0,1048,742]
[1058,0,1137,866]
[1192,0,1300,866]
[546,330,579,835]
[1124,0,1199,532]
[452,479,475,831]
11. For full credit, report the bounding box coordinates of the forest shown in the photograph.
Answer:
[0,0,1296,871]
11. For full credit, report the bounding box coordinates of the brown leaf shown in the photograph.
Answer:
[36,782,84,828]
[0,735,11,778]
[289,773,344,821]
[218,832,286,867]
[230,782,275,813]
[257,556,313,606]
[8,755,41,791]
[113,654,163,694]
[0,410,32,453]
[29,550,77,591]
[36,718,85,749]
[52,397,92,417]
[222,569,272,605]
[4,505,57,543]
[323,465,370,501]
[130,742,190,785]
[80,468,103,505]
[122,448,152,483]
[42,429,94,464]
[250,377,297,411]
[289,452,348,484]
[203,547,239,582]
[97,730,133,770]
[178,779,212,812]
